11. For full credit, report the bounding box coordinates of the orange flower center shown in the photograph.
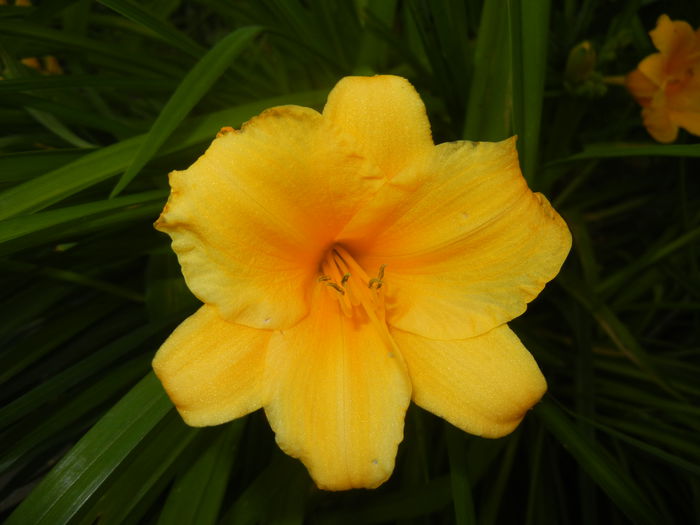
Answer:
[318,245,401,356]
[665,67,694,96]
[319,245,386,321]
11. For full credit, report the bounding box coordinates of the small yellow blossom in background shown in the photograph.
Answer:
[626,15,700,143]
[1,0,63,76]
[20,55,63,76]
[153,75,571,490]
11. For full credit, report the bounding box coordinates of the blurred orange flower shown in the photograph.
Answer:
[626,15,700,143]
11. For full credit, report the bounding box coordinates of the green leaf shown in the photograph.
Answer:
[0,259,145,301]
[0,282,72,337]
[0,354,150,474]
[568,409,700,477]
[556,143,700,163]
[0,149,87,184]
[0,74,173,94]
[110,25,262,197]
[0,90,327,220]
[463,0,512,141]
[597,225,700,296]
[509,0,550,182]
[477,433,519,525]
[314,476,452,525]
[97,0,205,58]
[0,190,166,256]
[557,272,679,398]
[24,106,96,148]
[0,296,119,385]
[219,451,309,525]
[76,411,201,525]
[0,318,172,427]
[535,397,663,525]
[353,0,397,73]
[445,426,476,525]
[0,19,179,76]
[156,422,245,525]
[5,373,173,525]
[145,251,198,320]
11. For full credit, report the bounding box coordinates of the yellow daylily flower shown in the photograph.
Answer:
[626,15,700,143]
[153,75,571,490]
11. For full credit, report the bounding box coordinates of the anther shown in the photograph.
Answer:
[341,273,351,286]
[368,264,387,289]
[318,275,331,282]
[326,282,345,295]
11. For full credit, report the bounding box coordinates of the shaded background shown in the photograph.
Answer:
[1,1,699,524]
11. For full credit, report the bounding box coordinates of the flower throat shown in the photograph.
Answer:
[318,245,387,324]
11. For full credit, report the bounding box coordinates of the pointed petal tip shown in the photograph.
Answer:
[323,74,433,178]
[152,305,269,427]
[393,324,547,439]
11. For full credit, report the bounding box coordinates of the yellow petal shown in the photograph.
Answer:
[156,105,383,330]
[669,109,700,137]
[263,286,411,490]
[341,138,571,339]
[152,305,270,426]
[668,70,700,137]
[625,67,658,103]
[635,54,665,88]
[642,106,678,143]
[649,15,696,60]
[322,75,434,179]
[392,324,546,438]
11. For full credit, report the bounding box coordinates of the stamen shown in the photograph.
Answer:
[317,246,401,357]
[326,282,345,295]
[368,264,387,289]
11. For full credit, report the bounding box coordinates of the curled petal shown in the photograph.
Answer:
[323,75,434,179]
[649,15,697,62]
[153,305,270,426]
[263,286,412,490]
[392,324,546,438]
[343,138,571,339]
[156,105,383,330]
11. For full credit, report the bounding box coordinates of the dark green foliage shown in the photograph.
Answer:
[1,0,698,523]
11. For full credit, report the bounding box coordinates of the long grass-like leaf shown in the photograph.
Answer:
[0,19,179,76]
[0,91,326,220]
[509,0,550,182]
[156,421,245,525]
[555,143,700,162]
[97,0,205,58]
[0,190,163,243]
[463,0,511,141]
[5,373,172,525]
[110,25,262,197]
[445,426,476,525]
[535,397,663,525]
